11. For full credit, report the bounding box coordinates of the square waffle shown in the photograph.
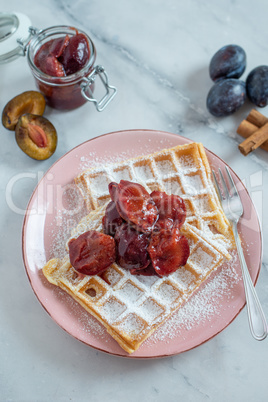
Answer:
[42,142,235,354]
[75,142,235,257]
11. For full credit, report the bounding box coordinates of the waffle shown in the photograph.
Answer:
[43,205,226,354]
[42,142,235,354]
[75,142,235,257]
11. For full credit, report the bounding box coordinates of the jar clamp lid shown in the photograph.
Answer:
[0,12,117,111]
[0,12,32,62]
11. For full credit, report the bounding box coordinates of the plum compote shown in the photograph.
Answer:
[34,32,90,77]
[114,223,151,270]
[102,201,123,236]
[69,180,190,278]
[104,181,189,277]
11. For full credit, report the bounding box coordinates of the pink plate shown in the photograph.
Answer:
[22,130,262,358]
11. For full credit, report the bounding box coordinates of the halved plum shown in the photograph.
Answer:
[15,113,57,160]
[58,33,90,75]
[69,230,116,275]
[2,91,46,131]
[148,229,190,277]
[150,191,186,231]
[109,180,158,233]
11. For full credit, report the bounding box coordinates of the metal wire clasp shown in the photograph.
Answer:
[80,65,117,112]
[16,26,39,56]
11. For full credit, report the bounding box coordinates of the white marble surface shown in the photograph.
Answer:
[1,0,268,401]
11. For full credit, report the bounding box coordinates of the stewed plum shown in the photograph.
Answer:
[102,201,123,236]
[49,35,70,58]
[34,33,90,77]
[69,230,116,275]
[109,180,158,233]
[209,44,246,82]
[71,180,190,278]
[246,65,268,107]
[150,191,186,231]
[206,78,246,117]
[114,223,150,270]
[58,34,90,75]
[148,229,190,277]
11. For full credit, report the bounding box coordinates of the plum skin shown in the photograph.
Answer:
[209,44,246,82]
[206,78,246,117]
[246,65,268,107]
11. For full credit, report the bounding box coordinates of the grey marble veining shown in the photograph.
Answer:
[1,1,268,401]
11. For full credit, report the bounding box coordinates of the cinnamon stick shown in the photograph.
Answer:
[237,120,258,137]
[238,122,268,155]
[237,109,268,153]
[246,109,268,127]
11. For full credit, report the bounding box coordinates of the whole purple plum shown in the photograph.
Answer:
[207,79,246,117]
[246,66,268,107]
[209,45,246,82]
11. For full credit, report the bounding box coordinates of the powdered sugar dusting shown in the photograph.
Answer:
[47,248,241,345]
[51,287,107,339]
[78,148,138,172]
[43,142,245,353]
[119,313,146,336]
[146,251,240,346]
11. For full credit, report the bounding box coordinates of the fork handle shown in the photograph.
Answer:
[232,223,268,341]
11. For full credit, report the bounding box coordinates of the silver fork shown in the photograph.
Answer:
[212,166,267,341]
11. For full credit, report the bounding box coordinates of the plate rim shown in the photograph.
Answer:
[22,128,263,359]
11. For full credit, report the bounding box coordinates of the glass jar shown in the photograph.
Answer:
[0,13,117,111]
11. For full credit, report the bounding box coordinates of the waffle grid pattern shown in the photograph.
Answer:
[43,142,234,353]
[43,211,224,353]
[75,143,234,257]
